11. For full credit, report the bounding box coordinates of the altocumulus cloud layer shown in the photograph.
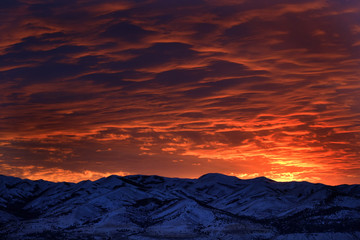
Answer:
[0,0,360,184]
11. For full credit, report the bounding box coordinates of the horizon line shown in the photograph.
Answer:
[1,172,354,187]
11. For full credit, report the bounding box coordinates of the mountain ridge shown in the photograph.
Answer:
[0,173,344,187]
[0,173,359,239]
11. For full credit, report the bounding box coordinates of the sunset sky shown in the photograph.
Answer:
[1,0,360,185]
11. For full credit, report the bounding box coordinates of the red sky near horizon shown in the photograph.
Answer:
[0,0,360,185]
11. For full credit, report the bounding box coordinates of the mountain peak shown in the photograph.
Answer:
[251,176,275,182]
[199,173,229,179]
[197,173,240,184]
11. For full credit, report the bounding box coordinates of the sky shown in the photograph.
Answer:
[0,0,360,185]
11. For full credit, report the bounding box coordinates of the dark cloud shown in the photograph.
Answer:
[3,62,86,85]
[178,112,206,118]
[0,0,21,8]
[153,68,206,86]
[120,42,201,70]
[28,91,95,104]
[79,72,133,87]
[7,33,66,52]
[191,23,218,39]
[224,22,256,39]
[101,21,155,42]
[207,60,268,77]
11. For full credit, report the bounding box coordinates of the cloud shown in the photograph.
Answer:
[101,21,155,42]
[0,163,129,183]
[0,0,359,185]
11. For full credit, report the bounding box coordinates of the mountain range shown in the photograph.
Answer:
[0,173,359,239]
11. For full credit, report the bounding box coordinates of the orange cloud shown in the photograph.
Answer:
[0,163,129,183]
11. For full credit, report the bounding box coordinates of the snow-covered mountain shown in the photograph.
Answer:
[0,173,359,239]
